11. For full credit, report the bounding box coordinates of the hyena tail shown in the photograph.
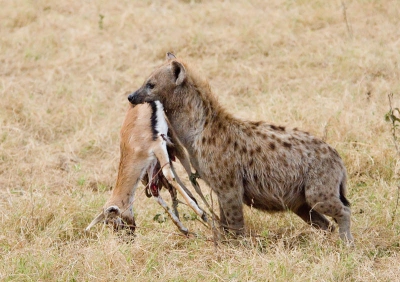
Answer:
[339,176,351,207]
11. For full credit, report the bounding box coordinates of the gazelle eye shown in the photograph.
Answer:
[146,82,155,89]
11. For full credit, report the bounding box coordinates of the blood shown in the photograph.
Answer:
[150,182,159,197]
[149,163,162,197]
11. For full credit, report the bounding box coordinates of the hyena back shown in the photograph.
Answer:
[128,53,353,243]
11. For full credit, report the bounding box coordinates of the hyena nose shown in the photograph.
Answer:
[127,92,135,103]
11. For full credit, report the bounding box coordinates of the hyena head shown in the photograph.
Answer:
[128,53,187,106]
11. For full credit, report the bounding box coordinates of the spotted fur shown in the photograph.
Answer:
[128,53,353,243]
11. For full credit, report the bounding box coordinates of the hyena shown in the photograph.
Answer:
[86,102,206,234]
[127,53,353,243]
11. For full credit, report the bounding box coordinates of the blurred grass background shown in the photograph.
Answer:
[1,0,400,281]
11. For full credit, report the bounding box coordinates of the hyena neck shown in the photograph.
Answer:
[165,83,231,157]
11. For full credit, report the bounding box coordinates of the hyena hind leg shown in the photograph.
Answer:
[293,203,334,232]
[306,190,353,244]
[333,205,353,243]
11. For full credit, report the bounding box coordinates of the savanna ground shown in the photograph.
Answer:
[1,0,400,281]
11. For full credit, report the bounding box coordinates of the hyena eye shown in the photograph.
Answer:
[146,82,155,90]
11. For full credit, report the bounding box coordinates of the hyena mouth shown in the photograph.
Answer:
[127,91,146,105]
[127,93,136,104]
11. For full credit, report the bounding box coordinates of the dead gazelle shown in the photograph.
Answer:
[86,101,207,234]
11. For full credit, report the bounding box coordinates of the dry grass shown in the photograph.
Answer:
[1,0,400,281]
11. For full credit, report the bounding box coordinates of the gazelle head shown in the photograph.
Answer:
[85,205,136,233]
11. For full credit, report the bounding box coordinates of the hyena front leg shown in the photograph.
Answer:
[217,188,245,236]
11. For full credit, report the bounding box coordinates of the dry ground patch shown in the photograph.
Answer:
[1,0,400,281]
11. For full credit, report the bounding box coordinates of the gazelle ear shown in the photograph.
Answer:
[171,61,186,86]
[166,52,176,60]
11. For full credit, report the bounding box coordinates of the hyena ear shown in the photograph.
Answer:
[166,52,176,60]
[171,61,186,86]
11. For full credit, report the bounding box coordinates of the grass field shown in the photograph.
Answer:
[1,0,400,281]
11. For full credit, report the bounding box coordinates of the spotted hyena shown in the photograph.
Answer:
[127,53,353,243]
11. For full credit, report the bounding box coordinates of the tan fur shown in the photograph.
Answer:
[128,53,354,243]
[86,103,206,234]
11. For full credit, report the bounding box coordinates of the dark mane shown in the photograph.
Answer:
[149,101,158,141]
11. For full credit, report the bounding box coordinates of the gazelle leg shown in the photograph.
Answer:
[153,136,207,222]
[169,171,208,222]
[160,175,179,219]
[154,195,188,235]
